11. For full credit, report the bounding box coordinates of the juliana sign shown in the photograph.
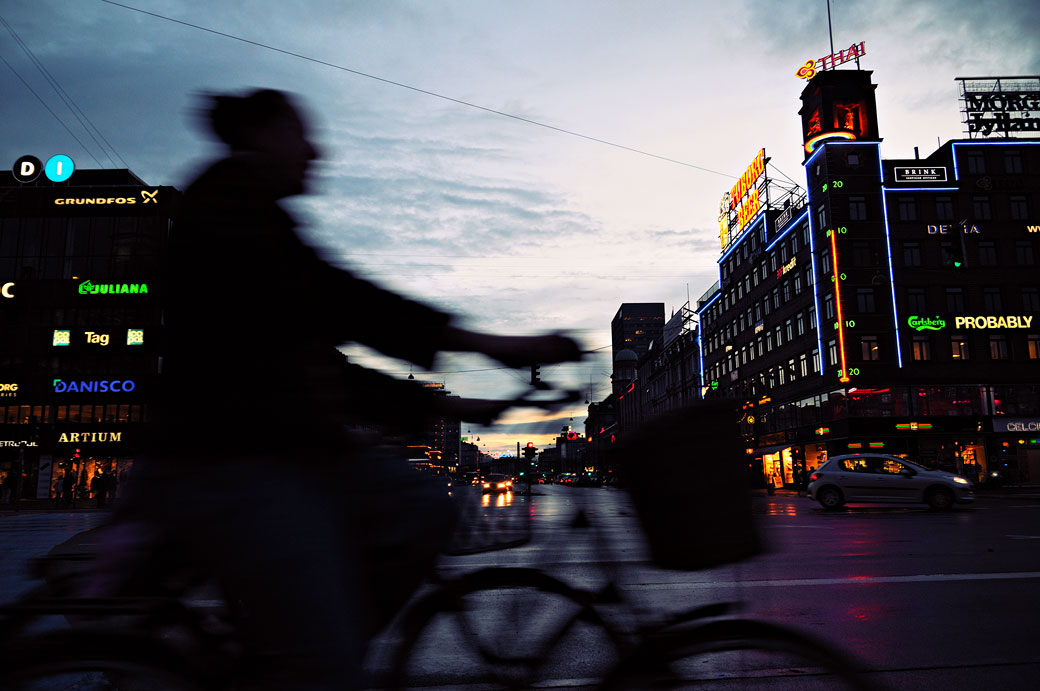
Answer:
[52,379,136,393]
[78,280,148,295]
[958,76,1040,138]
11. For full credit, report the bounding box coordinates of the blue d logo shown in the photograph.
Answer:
[44,154,75,182]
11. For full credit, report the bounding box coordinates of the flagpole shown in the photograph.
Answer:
[826,0,835,58]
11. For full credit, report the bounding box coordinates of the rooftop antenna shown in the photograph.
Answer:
[826,0,836,58]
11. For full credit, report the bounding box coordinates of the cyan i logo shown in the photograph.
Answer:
[12,154,75,183]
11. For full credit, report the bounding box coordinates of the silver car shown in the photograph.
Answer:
[808,453,975,510]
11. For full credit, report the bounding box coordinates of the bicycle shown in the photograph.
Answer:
[379,400,886,690]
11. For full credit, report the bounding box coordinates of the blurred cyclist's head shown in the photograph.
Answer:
[202,88,318,195]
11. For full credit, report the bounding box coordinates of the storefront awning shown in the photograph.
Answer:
[752,443,791,456]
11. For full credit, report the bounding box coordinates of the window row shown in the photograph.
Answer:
[894,194,1032,222]
[902,240,1035,267]
[906,286,1040,314]
[0,403,146,425]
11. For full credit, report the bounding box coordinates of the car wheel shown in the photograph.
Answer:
[925,486,954,510]
[817,486,844,509]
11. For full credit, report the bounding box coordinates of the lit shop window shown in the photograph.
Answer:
[912,336,932,362]
[1028,335,1040,360]
[951,335,970,361]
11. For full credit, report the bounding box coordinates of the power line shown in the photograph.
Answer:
[99,0,736,179]
[0,14,127,168]
[0,52,103,167]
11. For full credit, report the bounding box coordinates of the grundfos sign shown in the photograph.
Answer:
[52,379,136,393]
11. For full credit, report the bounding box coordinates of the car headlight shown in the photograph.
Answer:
[953,477,969,485]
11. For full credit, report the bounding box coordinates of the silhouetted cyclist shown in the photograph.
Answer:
[112,88,581,690]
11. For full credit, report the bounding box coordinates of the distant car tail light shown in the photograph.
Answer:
[483,482,490,488]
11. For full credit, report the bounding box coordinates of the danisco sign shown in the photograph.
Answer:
[52,379,136,393]
[955,315,1033,330]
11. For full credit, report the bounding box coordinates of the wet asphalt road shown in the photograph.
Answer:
[3,485,1039,689]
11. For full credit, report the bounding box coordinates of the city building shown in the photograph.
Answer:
[697,69,1040,487]
[0,166,178,505]
[610,303,663,378]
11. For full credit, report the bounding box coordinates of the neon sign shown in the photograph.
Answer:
[1,282,13,298]
[78,280,149,295]
[796,41,867,80]
[955,315,1034,329]
[52,189,159,206]
[908,316,946,332]
[52,379,137,393]
[829,229,851,383]
[776,257,797,279]
[720,149,767,248]
[57,432,123,443]
[894,167,947,182]
[896,423,933,430]
[0,383,18,398]
[804,130,857,154]
[958,77,1040,138]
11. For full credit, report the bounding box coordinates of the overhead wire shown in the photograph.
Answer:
[0,14,127,168]
[0,52,104,167]
[99,0,737,180]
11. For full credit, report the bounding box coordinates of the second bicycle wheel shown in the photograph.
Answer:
[0,629,207,691]
[601,618,883,691]
[381,567,625,690]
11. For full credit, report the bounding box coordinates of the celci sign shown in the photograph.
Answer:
[78,280,149,295]
[52,379,136,393]
[908,316,946,332]
[954,315,1034,330]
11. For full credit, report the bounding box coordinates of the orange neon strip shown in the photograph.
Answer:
[830,229,851,382]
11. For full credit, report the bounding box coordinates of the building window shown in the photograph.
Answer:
[793,271,803,295]
[912,336,931,361]
[946,288,964,313]
[972,196,992,220]
[782,280,791,302]
[754,303,762,322]
[966,150,986,174]
[790,235,799,254]
[780,243,789,263]
[849,196,868,221]
[951,335,970,361]
[827,339,838,367]
[1028,335,1040,360]
[908,288,927,314]
[935,196,954,221]
[903,242,922,267]
[848,152,860,165]
[785,319,794,341]
[821,247,832,273]
[852,240,872,266]
[763,296,771,316]
[824,292,835,320]
[816,204,827,231]
[809,306,817,329]
[989,336,1009,360]
[796,312,805,336]
[805,266,813,287]
[775,325,783,347]
[978,241,998,266]
[772,288,780,309]
[1004,149,1023,174]
[812,348,820,373]
[856,288,876,313]
[861,335,880,361]
[1024,287,1040,312]
[799,353,809,377]
[984,287,1002,313]
[1010,196,1029,220]
[1017,241,1036,265]
[898,197,917,221]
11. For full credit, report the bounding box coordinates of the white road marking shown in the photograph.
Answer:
[620,571,1040,591]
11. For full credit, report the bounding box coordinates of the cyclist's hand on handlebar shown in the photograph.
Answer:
[440,327,582,369]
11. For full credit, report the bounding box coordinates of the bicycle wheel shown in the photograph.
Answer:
[601,618,883,690]
[381,567,625,690]
[0,630,206,691]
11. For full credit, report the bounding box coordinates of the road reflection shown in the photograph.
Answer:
[481,491,514,508]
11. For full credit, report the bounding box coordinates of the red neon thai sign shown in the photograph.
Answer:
[796,41,866,80]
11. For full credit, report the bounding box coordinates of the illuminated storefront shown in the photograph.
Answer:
[1,165,176,504]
